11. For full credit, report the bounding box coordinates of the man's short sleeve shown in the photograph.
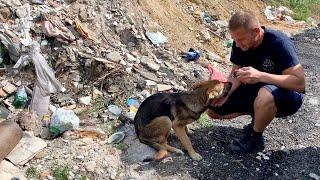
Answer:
[230,41,241,65]
[274,39,299,72]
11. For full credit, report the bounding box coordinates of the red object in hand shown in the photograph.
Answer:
[207,64,227,82]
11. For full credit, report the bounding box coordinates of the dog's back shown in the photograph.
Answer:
[133,93,187,133]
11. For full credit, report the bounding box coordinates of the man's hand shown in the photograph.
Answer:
[236,66,262,84]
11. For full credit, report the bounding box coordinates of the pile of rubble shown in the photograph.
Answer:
[0,0,234,179]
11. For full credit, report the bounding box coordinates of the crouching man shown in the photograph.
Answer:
[207,11,305,154]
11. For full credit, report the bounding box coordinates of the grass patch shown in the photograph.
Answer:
[52,163,69,180]
[81,175,90,180]
[199,114,213,128]
[268,0,320,20]
[77,96,109,119]
[26,166,40,179]
[114,142,126,150]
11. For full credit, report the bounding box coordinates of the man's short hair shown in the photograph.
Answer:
[228,11,260,31]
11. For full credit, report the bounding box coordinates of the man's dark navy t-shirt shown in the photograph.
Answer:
[230,27,299,75]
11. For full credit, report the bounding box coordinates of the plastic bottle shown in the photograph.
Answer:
[12,86,28,109]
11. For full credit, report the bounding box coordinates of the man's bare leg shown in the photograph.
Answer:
[253,88,277,132]
[229,87,277,154]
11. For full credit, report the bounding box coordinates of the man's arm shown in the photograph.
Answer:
[237,64,305,93]
[259,64,305,93]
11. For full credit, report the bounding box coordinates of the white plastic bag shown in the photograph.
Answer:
[14,41,65,96]
[50,108,80,135]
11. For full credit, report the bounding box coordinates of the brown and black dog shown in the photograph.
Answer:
[134,80,232,161]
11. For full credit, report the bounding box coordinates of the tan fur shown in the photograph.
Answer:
[135,80,231,161]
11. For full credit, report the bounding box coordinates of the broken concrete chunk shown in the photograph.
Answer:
[145,80,157,86]
[106,51,123,63]
[79,96,92,105]
[157,84,172,92]
[141,56,160,71]
[6,132,47,166]
[145,31,168,45]
[3,82,17,94]
[125,53,137,63]
[0,160,26,179]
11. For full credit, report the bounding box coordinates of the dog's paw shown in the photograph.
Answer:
[190,153,202,161]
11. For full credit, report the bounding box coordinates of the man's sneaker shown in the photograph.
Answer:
[243,118,254,133]
[229,131,264,154]
[243,123,253,133]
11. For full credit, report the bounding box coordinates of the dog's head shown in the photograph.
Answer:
[192,80,232,104]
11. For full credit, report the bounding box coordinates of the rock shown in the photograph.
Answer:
[0,7,11,23]
[123,126,156,163]
[309,173,320,180]
[16,110,42,136]
[145,80,157,86]
[0,88,7,97]
[134,67,161,82]
[106,52,123,63]
[85,161,96,172]
[3,82,17,94]
[79,96,92,105]
[309,98,319,106]
[125,53,137,63]
[145,31,168,45]
[201,30,211,41]
[157,84,172,92]
[206,51,224,63]
[93,89,103,99]
[141,56,160,71]
[76,155,85,160]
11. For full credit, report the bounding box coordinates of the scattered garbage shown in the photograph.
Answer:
[12,86,28,109]
[49,108,80,136]
[0,121,23,162]
[145,31,168,45]
[225,39,233,48]
[108,131,125,144]
[127,98,140,107]
[108,105,122,116]
[181,48,201,62]
[264,5,295,22]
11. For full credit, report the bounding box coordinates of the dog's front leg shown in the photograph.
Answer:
[172,121,202,161]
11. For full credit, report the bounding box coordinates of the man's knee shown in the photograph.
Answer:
[254,88,276,111]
